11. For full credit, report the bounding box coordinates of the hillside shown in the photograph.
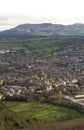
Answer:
[0,102,28,130]
[2,101,84,130]
[1,23,84,37]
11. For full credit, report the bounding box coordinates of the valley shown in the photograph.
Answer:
[0,35,84,130]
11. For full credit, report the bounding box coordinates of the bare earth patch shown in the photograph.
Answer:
[19,119,84,130]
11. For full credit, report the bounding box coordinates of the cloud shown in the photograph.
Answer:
[0,14,61,30]
[0,14,32,30]
[0,14,58,31]
[0,0,84,31]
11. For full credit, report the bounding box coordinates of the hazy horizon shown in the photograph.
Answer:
[0,0,84,31]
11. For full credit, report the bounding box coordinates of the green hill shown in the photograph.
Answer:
[1,23,84,37]
[0,101,28,130]
[2,101,84,130]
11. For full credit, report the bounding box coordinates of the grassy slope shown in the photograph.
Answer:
[2,101,84,130]
[0,101,28,130]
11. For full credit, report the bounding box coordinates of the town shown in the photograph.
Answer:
[0,47,84,111]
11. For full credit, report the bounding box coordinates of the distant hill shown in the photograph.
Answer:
[1,23,84,37]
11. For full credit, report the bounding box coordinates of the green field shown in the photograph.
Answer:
[0,36,84,53]
[2,101,84,123]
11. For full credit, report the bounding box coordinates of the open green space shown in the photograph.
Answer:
[2,101,84,123]
[0,36,84,53]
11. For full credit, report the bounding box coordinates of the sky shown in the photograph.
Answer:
[0,0,84,30]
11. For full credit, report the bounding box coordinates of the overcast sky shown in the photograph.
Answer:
[0,0,84,30]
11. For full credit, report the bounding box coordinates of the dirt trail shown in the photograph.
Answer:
[19,119,84,130]
[19,124,84,130]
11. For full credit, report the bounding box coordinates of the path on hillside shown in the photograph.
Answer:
[19,125,84,130]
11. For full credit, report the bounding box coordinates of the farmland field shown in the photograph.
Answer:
[0,36,84,52]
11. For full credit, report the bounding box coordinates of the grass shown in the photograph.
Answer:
[0,36,84,53]
[11,43,24,50]
[0,102,28,130]
[2,101,84,123]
